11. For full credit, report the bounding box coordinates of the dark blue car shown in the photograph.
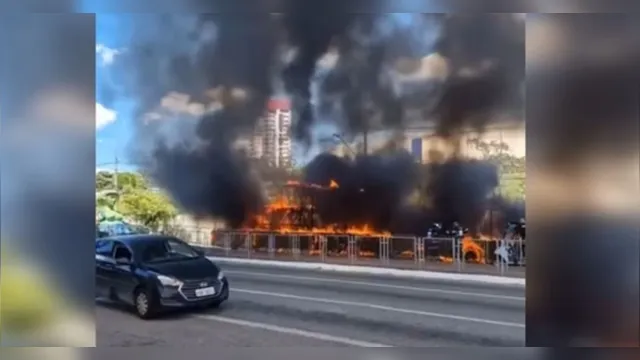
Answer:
[96,234,229,319]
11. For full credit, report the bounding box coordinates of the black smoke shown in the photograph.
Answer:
[104,14,281,226]
[302,152,419,232]
[290,14,524,234]
[109,13,524,232]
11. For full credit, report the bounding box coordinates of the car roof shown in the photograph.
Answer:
[99,234,181,246]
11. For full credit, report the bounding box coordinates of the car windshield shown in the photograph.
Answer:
[140,238,200,263]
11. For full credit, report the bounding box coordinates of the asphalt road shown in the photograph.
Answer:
[97,262,525,347]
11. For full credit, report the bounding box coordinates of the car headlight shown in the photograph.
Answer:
[217,271,225,280]
[157,274,183,287]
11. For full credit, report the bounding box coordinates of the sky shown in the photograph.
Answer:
[94,14,466,172]
[94,14,342,172]
[95,15,134,171]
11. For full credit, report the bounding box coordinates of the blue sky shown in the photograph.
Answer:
[95,15,138,171]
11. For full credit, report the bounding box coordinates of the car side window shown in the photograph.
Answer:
[96,240,114,256]
[113,243,132,261]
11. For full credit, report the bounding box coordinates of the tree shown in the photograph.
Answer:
[467,137,525,201]
[96,171,114,192]
[96,171,148,192]
[116,172,148,192]
[116,189,178,231]
[96,170,178,229]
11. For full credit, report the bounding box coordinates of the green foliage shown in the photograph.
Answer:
[498,173,526,201]
[96,170,178,229]
[467,137,525,201]
[96,195,115,209]
[96,171,148,192]
[96,171,114,192]
[116,189,178,231]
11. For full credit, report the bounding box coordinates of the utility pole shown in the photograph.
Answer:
[362,126,368,156]
[113,154,119,194]
[333,134,357,159]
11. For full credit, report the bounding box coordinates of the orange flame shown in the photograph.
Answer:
[242,180,388,236]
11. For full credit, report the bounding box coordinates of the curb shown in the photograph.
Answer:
[207,256,525,287]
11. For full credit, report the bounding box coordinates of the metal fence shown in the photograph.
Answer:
[174,228,525,276]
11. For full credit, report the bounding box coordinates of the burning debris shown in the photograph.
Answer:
[243,177,391,236]
[104,13,524,242]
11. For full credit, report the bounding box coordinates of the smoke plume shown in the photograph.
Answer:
[292,13,524,233]
[105,12,524,232]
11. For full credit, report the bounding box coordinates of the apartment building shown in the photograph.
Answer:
[251,98,293,168]
[406,122,525,162]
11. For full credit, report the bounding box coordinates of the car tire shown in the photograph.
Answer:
[134,287,159,319]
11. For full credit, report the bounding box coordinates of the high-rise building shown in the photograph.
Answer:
[410,137,423,163]
[251,98,292,168]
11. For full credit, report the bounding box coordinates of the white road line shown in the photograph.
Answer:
[195,314,391,347]
[225,270,525,301]
[233,288,525,328]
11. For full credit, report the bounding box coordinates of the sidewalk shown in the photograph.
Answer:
[196,247,525,287]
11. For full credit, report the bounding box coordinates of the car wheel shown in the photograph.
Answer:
[134,288,158,319]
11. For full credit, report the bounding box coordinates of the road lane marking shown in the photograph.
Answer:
[226,270,525,301]
[195,314,391,347]
[233,288,525,328]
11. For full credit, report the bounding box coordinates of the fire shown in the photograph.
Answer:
[242,179,388,236]
[438,235,488,264]
[239,180,490,263]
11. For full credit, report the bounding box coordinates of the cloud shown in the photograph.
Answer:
[95,167,114,173]
[96,44,120,66]
[96,103,116,130]
[142,91,222,124]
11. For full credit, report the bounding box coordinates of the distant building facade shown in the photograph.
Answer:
[251,98,292,168]
[404,122,525,162]
[410,137,423,163]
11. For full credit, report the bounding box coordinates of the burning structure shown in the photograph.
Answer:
[242,178,390,236]
[102,12,525,263]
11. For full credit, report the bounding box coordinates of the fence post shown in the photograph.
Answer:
[268,233,275,259]
[291,235,300,260]
[379,236,389,265]
[348,236,357,264]
[412,237,420,269]
[318,235,327,262]
[223,231,231,257]
[452,236,461,272]
[244,233,252,259]
[416,237,425,269]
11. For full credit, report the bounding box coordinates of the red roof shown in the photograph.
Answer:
[267,98,291,111]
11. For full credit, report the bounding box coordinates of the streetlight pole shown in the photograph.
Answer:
[332,133,357,159]
[114,155,119,193]
[362,124,368,156]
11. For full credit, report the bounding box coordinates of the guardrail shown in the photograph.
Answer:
[174,228,525,276]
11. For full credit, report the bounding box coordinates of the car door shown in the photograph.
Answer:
[96,239,115,297]
[111,242,137,304]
